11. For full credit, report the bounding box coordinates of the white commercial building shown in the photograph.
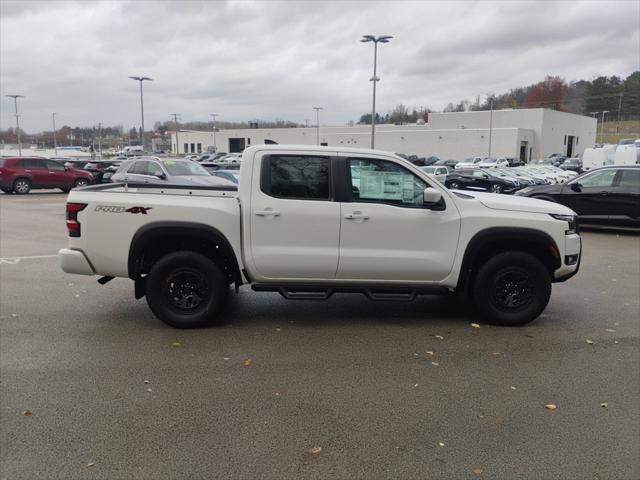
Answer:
[170,108,597,162]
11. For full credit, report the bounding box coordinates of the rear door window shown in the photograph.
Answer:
[128,161,150,174]
[46,160,65,170]
[262,155,330,200]
[617,169,640,190]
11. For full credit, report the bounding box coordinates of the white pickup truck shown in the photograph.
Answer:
[59,145,582,328]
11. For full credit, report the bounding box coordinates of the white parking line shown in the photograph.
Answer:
[0,254,58,264]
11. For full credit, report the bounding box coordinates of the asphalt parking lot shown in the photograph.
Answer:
[1,191,639,480]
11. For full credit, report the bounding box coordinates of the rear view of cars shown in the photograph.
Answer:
[0,157,94,194]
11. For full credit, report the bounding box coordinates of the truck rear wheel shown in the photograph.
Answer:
[471,252,551,326]
[145,251,228,328]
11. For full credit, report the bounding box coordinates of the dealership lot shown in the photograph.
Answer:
[1,192,639,479]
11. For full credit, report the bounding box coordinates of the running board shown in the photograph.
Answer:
[251,283,449,302]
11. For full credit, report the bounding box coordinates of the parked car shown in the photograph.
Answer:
[419,165,449,183]
[515,165,640,230]
[111,158,235,187]
[63,159,90,170]
[60,144,581,328]
[83,161,122,184]
[209,169,240,184]
[478,158,509,168]
[493,168,536,187]
[0,157,94,194]
[561,158,584,174]
[505,157,525,167]
[201,162,241,172]
[445,168,520,194]
[434,159,460,168]
[101,164,122,183]
[455,157,483,169]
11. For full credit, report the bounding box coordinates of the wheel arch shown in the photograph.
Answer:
[128,221,242,291]
[456,227,561,291]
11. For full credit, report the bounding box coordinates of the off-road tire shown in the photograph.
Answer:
[472,251,551,326]
[145,251,228,328]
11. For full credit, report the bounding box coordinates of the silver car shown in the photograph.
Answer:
[111,158,236,187]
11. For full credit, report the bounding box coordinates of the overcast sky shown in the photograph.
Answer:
[1,0,638,133]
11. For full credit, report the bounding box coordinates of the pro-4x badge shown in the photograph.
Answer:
[125,206,152,214]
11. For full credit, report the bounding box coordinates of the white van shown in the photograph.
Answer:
[581,145,616,171]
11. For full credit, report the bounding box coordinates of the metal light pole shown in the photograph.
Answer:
[6,94,24,156]
[488,98,494,158]
[129,76,152,151]
[600,110,610,143]
[361,35,392,149]
[209,113,218,151]
[52,112,58,156]
[170,113,180,156]
[312,107,322,145]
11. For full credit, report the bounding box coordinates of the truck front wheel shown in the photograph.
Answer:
[145,251,228,328]
[472,252,551,326]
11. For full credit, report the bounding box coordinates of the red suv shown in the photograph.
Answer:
[0,157,94,194]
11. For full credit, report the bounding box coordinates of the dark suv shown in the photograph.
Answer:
[0,157,94,194]
[445,168,520,194]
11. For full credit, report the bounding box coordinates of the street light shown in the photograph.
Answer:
[600,110,610,143]
[360,34,393,149]
[6,94,24,156]
[210,113,218,151]
[312,107,323,145]
[52,112,57,156]
[170,113,181,156]
[129,76,152,151]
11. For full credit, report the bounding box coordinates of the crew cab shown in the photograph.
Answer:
[59,145,582,328]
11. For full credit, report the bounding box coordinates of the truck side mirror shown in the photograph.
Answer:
[423,187,443,206]
[570,182,582,192]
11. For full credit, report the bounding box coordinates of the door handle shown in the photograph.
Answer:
[255,209,280,217]
[599,191,609,196]
[344,213,369,220]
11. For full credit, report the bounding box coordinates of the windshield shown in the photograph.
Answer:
[422,167,436,173]
[162,160,209,176]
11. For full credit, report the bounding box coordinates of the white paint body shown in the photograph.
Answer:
[60,145,581,287]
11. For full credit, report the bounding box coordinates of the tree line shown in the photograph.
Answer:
[358,71,639,124]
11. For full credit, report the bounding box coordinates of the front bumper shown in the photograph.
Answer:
[59,248,95,275]
[553,234,582,282]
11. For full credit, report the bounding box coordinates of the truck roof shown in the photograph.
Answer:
[242,144,399,157]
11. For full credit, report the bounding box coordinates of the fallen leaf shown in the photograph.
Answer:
[222,357,230,361]
[146,388,152,392]
[435,335,444,340]
[21,410,32,416]
[545,403,557,410]
[614,341,619,344]
[510,386,517,390]
[87,462,95,467]
[414,383,419,388]
[426,350,434,355]
[471,323,481,328]
[438,442,445,447]
[143,380,150,384]
[601,402,608,408]
[302,446,322,462]
[307,446,322,454]
[244,358,252,366]
[172,342,181,347]
[491,352,502,357]
[472,468,483,475]
[586,339,594,345]
[431,362,440,366]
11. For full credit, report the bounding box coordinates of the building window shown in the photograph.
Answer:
[576,136,579,145]
[564,135,567,145]
[247,138,251,145]
[197,143,202,153]
[190,143,195,153]
[183,143,188,154]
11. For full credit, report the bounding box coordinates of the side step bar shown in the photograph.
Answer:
[251,283,449,302]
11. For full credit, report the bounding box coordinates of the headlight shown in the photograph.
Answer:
[550,214,578,234]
